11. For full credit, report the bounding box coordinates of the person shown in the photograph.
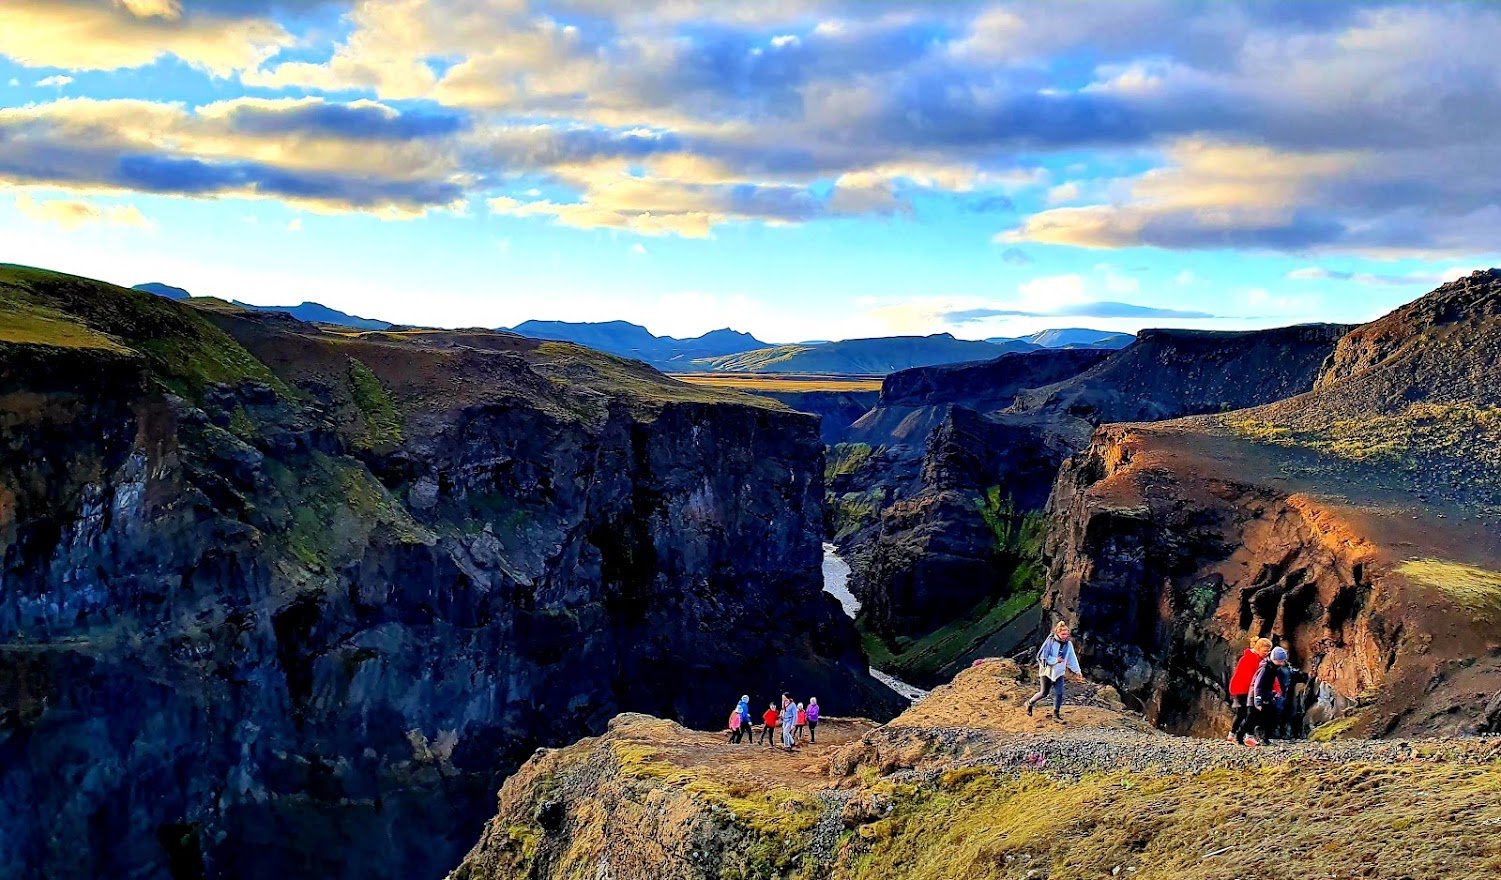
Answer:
[760,702,779,745]
[1228,637,1273,746]
[781,694,798,750]
[736,695,754,747]
[795,702,808,742]
[1248,646,1293,746]
[1024,621,1083,721]
[806,697,820,743]
[727,705,742,743]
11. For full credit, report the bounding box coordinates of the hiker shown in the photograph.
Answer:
[781,694,798,750]
[1228,637,1274,746]
[795,702,808,742]
[806,697,820,743]
[737,695,754,746]
[727,704,743,743]
[760,702,779,745]
[1249,646,1293,746]
[1024,621,1083,721]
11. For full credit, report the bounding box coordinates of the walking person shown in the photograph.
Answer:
[759,702,779,745]
[736,695,754,747]
[1228,637,1273,746]
[727,705,742,743]
[780,694,798,750]
[1248,646,1293,747]
[1024,621,1083,721]
[795,702,808,743]
[806,697,820,744]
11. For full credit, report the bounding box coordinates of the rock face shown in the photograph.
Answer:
[0,266,900,880]
[836,330,1348,683]
[747,389,878,444]
[1045,271,1501,738]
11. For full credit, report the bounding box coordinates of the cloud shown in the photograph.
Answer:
[0,0,291,75]
[0,97,467,216]
[6,1,1501,253]
[36,75,73,88]
[1285,266,1472,287]
[943,300,1217,322]
[15,193,154,231]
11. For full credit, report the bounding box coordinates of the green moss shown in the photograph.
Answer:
[226,406,260,441]
[264,451,431,570]
[863,589,1040,683]
[0,263,286,399]
[530,341,785,416]
[825,443,875,482]
[346,357,404,451]
[829,490,881,542]
[1228,403,1501,473]
[1309,716,1360,743]
[1398,558,1501,624]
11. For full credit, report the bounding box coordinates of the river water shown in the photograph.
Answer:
[822,544,929,703]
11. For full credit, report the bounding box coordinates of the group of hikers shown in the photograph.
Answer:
[726,694,819,749]
[719,623,1305,747]
[1227,635,1308,746]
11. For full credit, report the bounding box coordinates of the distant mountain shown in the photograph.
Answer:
[1025,328,1136,349]
[132,282,191,300]
[698,334,1038,375]
[507,319,769,367]
[986,328,1135,350]
[249,301,392,331]
[134,281,393,330]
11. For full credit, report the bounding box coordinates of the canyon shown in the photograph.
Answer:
[0,265,901,880]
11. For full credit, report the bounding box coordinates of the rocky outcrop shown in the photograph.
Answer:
[837,329,1348,680]
[447,660,1501,880]
[1044,272,1501,738]
[0,266,900,880]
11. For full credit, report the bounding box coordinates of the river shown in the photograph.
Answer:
[822,544,929,703]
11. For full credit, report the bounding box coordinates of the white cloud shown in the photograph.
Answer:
[36,75,73,88]
[15,192,153,231]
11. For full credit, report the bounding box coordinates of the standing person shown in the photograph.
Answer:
[1248,646,1293,746]
[1228,637,1274,746]
[727,705,742,743]
[760,702,779,745]
[795,702,808,743]
[806,698,820,744]
[737,695,754,747]
[781,695,798,750]
[1024,621,1083,721]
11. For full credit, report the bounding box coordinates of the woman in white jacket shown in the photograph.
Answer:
[1025,621,1083,721]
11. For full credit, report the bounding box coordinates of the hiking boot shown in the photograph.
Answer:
[1243,736,1260,748]
[1224,732,1236,743]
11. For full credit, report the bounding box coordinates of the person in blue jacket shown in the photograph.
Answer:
[1024,620,1083,721]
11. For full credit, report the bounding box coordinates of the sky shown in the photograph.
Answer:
[1,0,1497,343]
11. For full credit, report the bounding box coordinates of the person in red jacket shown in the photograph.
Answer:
[1228,637,1274,746]
[759,703,780,746]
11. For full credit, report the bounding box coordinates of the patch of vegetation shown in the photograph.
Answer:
[0,264,286,399]
[1228,403,1501,471]
[828,490,881,542]
[346,357,404,451]
[862,589,1040,684]
[978,488,1050,595]
[672,373,884,393]
[263,451,431,570]
[826,443,875,482]
[693,344,816,372]
[1309,716,1360,743]
[853,762,1501,880]
[226,406,260,441]
[1397,558,1501,624]
[610,741,820,871]
[530,341,786,417]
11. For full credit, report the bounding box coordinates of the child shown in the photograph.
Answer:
[760,702,779,745]
[795,702,808,742]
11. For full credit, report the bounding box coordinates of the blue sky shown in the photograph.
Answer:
[1,1,1496,343]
